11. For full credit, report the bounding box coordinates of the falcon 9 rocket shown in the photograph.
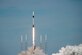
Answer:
[32,11,36,50]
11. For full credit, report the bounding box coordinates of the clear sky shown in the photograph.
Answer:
[0,0,82,55]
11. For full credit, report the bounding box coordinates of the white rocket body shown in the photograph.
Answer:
[32,11,36,50]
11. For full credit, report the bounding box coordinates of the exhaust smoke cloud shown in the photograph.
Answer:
[18,47,46,55]
[52,44,82,55]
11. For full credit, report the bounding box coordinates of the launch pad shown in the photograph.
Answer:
[18,46,46,55]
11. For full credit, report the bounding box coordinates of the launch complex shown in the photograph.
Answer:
[18,11,47,55]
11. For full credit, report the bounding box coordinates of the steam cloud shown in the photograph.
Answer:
[18,47,46,55]
[52,44,82,55]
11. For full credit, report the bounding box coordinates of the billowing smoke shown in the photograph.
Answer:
[18,47,46,55]
[52,44,82,55]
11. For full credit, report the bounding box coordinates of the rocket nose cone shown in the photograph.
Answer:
[33,11,34,15]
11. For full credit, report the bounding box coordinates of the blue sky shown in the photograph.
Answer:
[0,0,82,55]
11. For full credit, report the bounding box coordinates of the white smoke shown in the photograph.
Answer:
[52,44,82,55]
[18,47,46,55]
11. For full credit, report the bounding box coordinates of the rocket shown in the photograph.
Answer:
[32,11,36,50]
